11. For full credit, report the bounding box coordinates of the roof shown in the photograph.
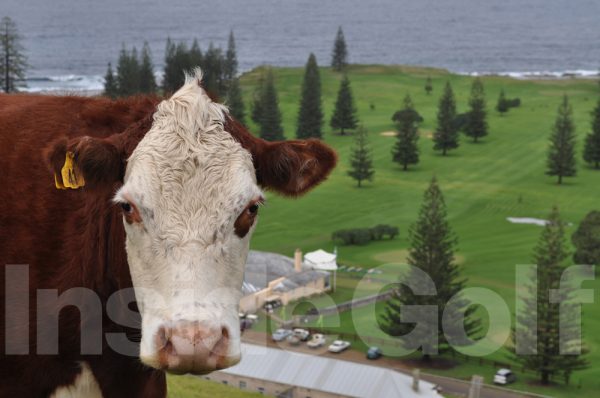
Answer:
[273,270,329,293]
[304,249,338,271]
[219,343,442,398]
[242,251,328,295]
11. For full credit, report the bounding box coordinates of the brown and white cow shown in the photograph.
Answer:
[0,70,336,397]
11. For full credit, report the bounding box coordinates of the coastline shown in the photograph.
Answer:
[20,65,599,95]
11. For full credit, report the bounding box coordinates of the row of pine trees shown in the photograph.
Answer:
[381,177,590,385]
[347,78,600,188]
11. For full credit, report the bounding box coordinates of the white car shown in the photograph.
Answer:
[307,333,326,348]
[328,340,350,353]
[292,328,310,341]
[493,369,517,385]
[271,328,293,342]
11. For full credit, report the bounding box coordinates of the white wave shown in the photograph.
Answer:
[462,69,599,79]
[21,74,105,93]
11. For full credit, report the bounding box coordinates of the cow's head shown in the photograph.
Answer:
[47,70,336,374]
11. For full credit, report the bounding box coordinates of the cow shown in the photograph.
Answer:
[0,70,336,397]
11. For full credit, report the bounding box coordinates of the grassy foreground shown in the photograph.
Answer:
[167,375,263,398]
[237,65,599,398]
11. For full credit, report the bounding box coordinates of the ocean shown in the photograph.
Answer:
[3,0,600,92]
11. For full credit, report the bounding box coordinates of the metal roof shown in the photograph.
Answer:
[242,251,328,295]
[219,343,442,398]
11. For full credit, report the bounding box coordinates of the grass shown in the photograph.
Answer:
[167,376,263,398]
[235,64,600,398]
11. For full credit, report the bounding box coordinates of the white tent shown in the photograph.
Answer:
[304,249,338,290]
[303,249,337,271]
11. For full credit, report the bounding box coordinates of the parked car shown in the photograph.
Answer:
[366,346,382,360]
[493,369,517,385]
[287,335,301,346]
[307,333,326,348]
[328,340,351,353]
[292,328,311,341]
[271,328,293,342]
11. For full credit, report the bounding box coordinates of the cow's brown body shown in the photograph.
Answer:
[0,94,166,397]
[0,90,336,397]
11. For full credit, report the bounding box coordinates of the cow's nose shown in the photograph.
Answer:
[155,321,230,374]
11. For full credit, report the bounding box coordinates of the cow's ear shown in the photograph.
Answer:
[255,139,337,196]
[46,136,123,190]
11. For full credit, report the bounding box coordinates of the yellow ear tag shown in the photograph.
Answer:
[59,151,85,189]
[54,174,66,189]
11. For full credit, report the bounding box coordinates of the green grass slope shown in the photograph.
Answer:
[237,64,600,397]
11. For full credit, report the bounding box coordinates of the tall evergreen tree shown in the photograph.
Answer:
[392,94,420,171]
[0,16,27,93]
[464,78,488,142]
[162,39,189,94]
[296,53,323,139]
[381,177,480,360]
[583,98,600,169]
[547,95,577,184]
[250,72,265,126]
[116,45,140,97]
[571,210,600,266]
[330,75,358,135]
[203,42,225,96]
[224,30,238,83]
[496,89,509,116]
[331,26,348,72]
[103,62,118,98]
[139,42,157,94]
[258,69,284,141]
[226,77,245,123]
[347,126,374,187]
[433,82,459,155]
[512,207,589,385]
[425,76,433,95]
[189,39,203,69]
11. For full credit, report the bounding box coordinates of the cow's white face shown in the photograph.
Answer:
[114,76,261,374]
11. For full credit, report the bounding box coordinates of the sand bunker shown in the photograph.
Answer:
[507,217,548,226]
[380,131,397,137]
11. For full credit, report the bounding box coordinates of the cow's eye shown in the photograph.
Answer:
[248,204,259,215]
[120,202,132,214]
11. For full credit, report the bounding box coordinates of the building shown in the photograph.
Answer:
[204,343,442,398]
[240,250,331,314]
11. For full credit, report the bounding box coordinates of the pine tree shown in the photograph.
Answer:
[464,78,488,142]
[347,126,374,187]
[296,53,323,139]
[547,95,577,184]
[203,42,224,96]
[583,98,600,169]
[258,69,284,141]
[116,45,140,97]
[103,62,118,98]
[330,75,358,135]
[189,39,203,69]
[512,207,589,385]
[425,76,433,95]
[226,77,245,123]
[331,26,348,72]
[224,30,238,83]
[162,39,189,94]
[496,89,509,116]
[139,42,157,94]
[571,210,600,266]
[0,16,28,93]
[381,177,480,360]
[392,94,420,171]
[433,82,459,155]
[250,70,267,125]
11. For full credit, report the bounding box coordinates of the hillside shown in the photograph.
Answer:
[237,64,600,397]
